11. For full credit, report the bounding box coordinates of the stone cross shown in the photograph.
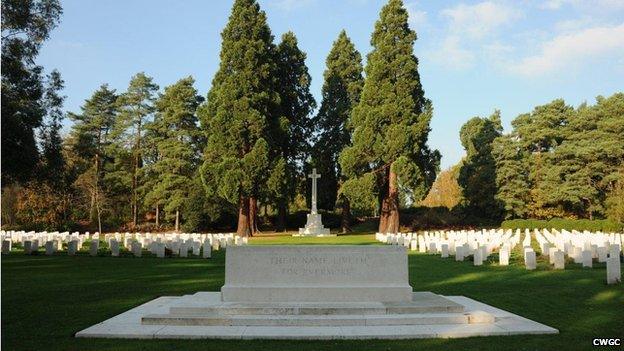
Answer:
[308,168,321,214]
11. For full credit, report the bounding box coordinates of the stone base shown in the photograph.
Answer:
[75,292,558,339]
[296,213,332,237]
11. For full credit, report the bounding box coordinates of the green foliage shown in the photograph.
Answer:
[270,31,315,228]
[1,0,63,184]
[113,72,159,226]
[421,165,461,209]
[458,111,502,219]
[144,77,203,228]
[200,0,281,235]
[492,135,530,219]
[495,93,624,220]
[67,84,123,231]
[313,30,364,211]
[339,0,439,230]
[605,171,624,222]
[501,218,623,233]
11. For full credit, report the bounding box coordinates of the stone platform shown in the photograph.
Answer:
[75,245,558,339]
[75,292,558,339]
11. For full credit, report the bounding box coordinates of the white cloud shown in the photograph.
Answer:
[269,0,315,12]
[508,23,624,76]
[539,0,566,10]
[539,0,624,11]
[405,2,427,30]
[441,1,520,39]
[431,35,476,69]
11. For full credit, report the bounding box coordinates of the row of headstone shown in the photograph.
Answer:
[376,228,622,284]
[0,230,244,258]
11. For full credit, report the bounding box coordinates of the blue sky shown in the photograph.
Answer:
[38,0,624,169]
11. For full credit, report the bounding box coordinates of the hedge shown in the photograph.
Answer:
[501,218,623,233]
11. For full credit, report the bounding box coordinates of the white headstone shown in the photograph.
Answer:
[110,240,120,257]
[90,240,99,257]
[24,240,32,254]
[606,256,621,285]
[156,243,165,258]
[525,250,536,270]
[45,241,55,255]
[474,249,483,266]
[581,250,592,268]
[553,250,565,270]
[68,240,78,256]
[455,246,464,261]
[180,243,188,258]
[132,242,142,257]
[202,239,212,258]
[499,249,509,266]
[2,240,12,254]
[597,247,608,263]
[441,244,449,258]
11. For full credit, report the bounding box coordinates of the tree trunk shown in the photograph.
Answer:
[175,209,180,232]
[378,165,400,233]
[341,195,352,233]
[276,200,287,232]
[92,149,102,232]
[236,195,251,237]
[155,203,160,227]
[132,120,142,229]
[249,197,259,235]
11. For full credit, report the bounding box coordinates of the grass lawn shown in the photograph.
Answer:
[2,232,623,351]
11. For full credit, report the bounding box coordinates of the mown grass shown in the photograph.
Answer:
[1,233,623,351]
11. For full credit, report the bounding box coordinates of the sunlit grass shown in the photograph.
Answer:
[1,232,623,351]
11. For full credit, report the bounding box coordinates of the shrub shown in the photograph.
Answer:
[501,218,623,232]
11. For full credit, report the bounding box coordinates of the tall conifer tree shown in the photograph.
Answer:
[146,77,203,231]
[200,0,279,237]
[339,0,439,233]
[69,84,118,232]
[270,31,315,231]
[313,30,363,232]
[114,72,159,228]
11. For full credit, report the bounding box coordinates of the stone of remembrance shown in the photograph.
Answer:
[76,245,558,339]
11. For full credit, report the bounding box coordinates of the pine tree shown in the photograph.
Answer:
[339,0,439,233]
[492,135,530,219]
[312,30,363,232]
[271,31,316,231]
[200,0,279,237]
[146,77,203,231]
[551,93,624,219]
[114,72,159,228]
[69,84,118,233]
[512,99,574,218]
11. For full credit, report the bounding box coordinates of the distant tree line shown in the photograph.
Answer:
[423,94,624,225]
[4,0,621,235]
[2,0,440,235]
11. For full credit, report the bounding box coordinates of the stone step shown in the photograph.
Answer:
[169,303,464,316]
[142,311,493,327]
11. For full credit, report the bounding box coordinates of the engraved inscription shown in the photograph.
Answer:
[269,254,371,277]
